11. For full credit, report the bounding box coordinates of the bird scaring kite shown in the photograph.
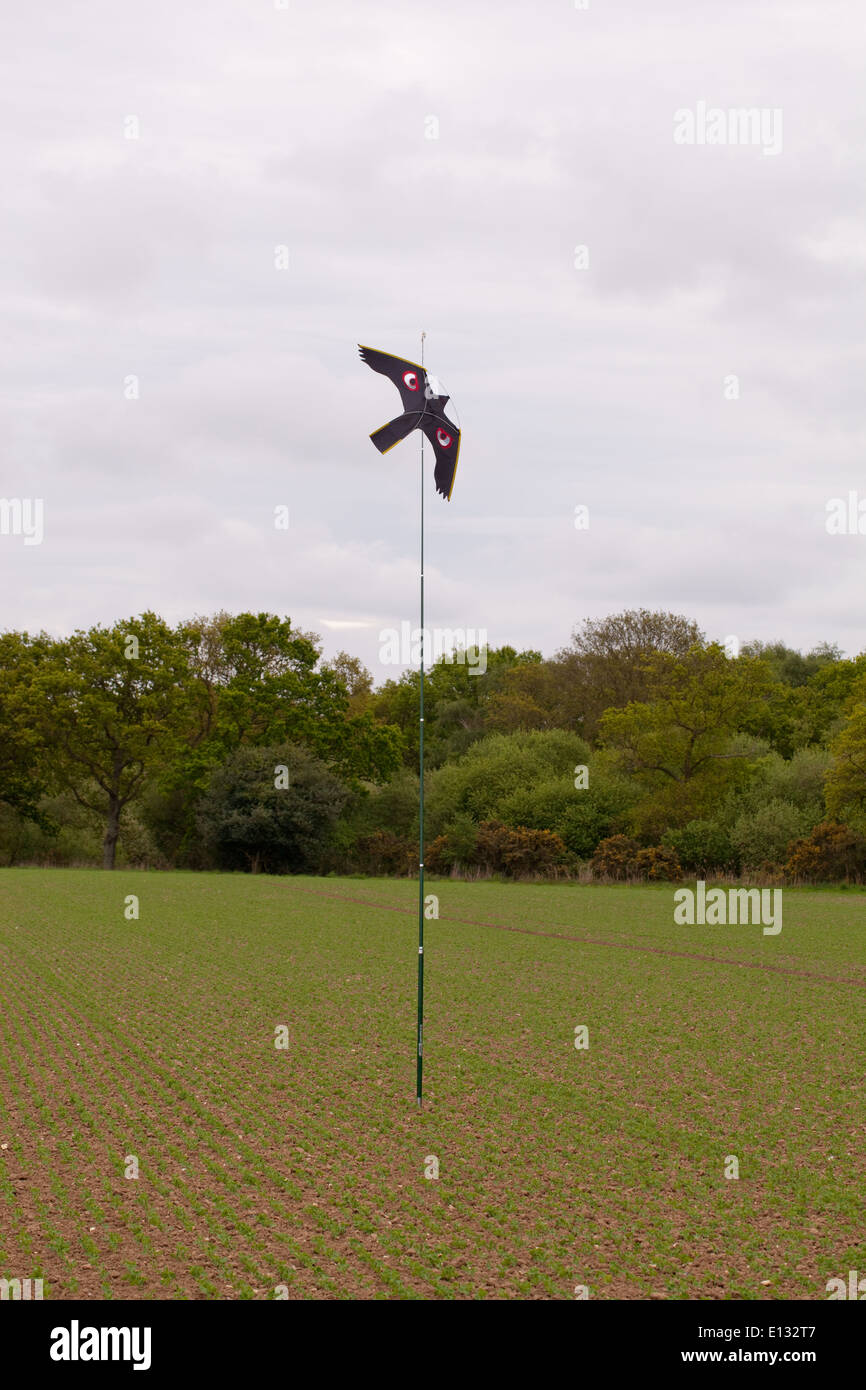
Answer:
[358,344,461,500]
[358,338,463,1108]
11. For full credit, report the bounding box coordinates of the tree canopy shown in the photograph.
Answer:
[2,606,863,881]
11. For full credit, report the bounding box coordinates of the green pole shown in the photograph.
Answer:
[416,330,426,1108]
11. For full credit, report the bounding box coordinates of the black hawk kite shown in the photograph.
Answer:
[358,344,460,500]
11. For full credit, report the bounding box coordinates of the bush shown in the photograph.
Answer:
[499,761,637,859]
[501,825,568,877]
[590,834,641,880]
[474,820,512,873]
[196,743,348,873]
[662,819,738,874]
[424,835,451,874]
[473,820,567,877]
[352,768,419,839]
[353,829,413,876]
[729,798,812,871]
[425,730,592,837]
[0,803,49,865]
[424,813,479,874]
[497,779,574,835]
[0,792,103,867]
[634,845,682,881]
[116,810,165,869]
[556,786,633,858]
[784,821,866,882]
[762,747,829,811]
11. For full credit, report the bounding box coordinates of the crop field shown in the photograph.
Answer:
[0,868,864,1301]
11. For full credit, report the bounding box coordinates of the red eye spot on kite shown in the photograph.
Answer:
[436,428,452,448]
[403,371,419,390]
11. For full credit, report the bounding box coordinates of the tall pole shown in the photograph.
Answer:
[416,330,426,1108]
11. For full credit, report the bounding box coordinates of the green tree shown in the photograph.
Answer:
[825,702,866,831]
[34,613,190,868]
[149,613,402,863]
[0,630,54,826]
[722,747,827,824]
[599,644,773,832]
[740,639,842,687]
[555,608,706,740]
[761,654,866,756]
[321,651,374,714]
[369,645,539,767]
[184,612,401,782]
[196,743,348,872]
[485,657,570,734]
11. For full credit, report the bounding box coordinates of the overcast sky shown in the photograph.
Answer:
[1,1,864,681]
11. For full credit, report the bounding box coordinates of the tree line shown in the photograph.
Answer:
[2,607,866,882]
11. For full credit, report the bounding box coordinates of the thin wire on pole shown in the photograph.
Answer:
[416,330,426,1108]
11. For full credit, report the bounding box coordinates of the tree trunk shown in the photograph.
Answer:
[103,796,121,869]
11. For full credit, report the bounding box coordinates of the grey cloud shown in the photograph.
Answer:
[1,0,863,672]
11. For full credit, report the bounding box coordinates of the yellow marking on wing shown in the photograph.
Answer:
[447,431,461,500]
[359,344,425,374]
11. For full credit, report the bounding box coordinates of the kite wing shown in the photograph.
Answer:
[369,411,423,455]
[420,412,461,501]
[358,344,427,413]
